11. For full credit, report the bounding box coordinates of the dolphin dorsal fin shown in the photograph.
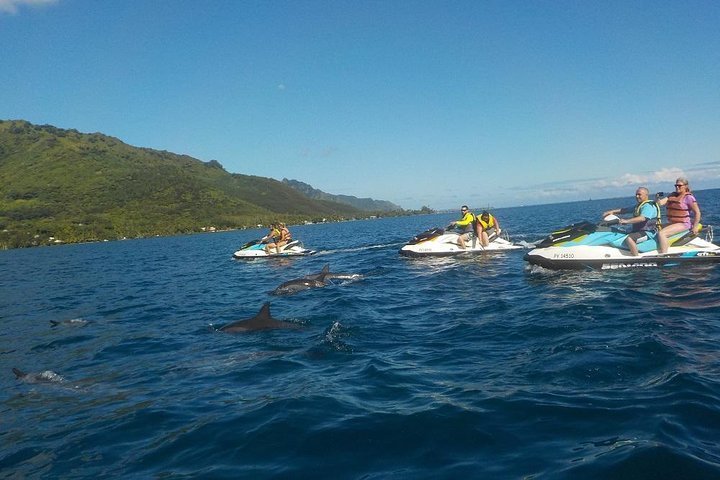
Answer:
[321,264,330,274]
[257,302,272,320]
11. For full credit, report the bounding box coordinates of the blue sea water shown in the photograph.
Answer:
[2,190,720,479]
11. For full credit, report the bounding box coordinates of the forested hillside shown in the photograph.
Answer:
[0,120,366,248]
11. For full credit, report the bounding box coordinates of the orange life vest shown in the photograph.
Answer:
[666,192,691,225]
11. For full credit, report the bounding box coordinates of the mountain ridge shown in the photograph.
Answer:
[0,119,401,248]
[282,178,402,212]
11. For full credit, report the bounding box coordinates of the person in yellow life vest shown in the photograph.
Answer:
[262,223,281,254]
[449,205,475,249]
[602,187,660,256]
[475,210,502,247]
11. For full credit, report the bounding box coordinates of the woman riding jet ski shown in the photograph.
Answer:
[399,208,522,257]
[524,215,720,270]
[233,223,315,259]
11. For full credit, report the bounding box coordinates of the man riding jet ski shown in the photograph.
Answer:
[399,206,522,257]
[524,189,720,270]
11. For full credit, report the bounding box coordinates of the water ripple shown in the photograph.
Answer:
[2,195,720,478]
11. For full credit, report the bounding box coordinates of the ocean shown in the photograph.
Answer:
[2,189,720,479]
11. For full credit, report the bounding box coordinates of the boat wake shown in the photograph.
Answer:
[316,242,404,256]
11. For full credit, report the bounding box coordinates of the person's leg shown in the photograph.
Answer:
[624,236,639,256]
[657,223,688,253]
[457,232,468,248]
[480,231,489,247]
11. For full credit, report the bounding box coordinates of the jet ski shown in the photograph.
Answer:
[399,226,523,257]
[524,215,720,270]
[232,238,316,259]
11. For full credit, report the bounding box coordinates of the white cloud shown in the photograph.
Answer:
[0,0,57,14]
[559,167,687,192]
[504,163,720,205]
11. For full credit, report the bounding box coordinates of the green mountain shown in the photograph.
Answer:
[282,178,403,212]
[0,120,366,248]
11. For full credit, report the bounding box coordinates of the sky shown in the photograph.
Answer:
[2,0,720,210]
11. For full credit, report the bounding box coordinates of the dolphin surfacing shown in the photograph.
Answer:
[302,264,363,282]
[50,318,89,328]
[272,277,327,296]
[219,303,301,333]
[272,265,363,295]
[13,367,65,383]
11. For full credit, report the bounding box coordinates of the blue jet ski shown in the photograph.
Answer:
[525,215,720,270]
[233,238,316,259]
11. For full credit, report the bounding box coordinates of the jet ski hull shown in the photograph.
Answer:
[525,245,720,270]
[399,227,523,257]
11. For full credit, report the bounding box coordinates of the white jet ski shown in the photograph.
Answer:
[524,215,720,270]
[399,226,523,257]
[232,238,316,259]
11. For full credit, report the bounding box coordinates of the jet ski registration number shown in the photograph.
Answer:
[553,253,575,259]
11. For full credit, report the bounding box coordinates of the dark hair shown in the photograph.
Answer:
[461,205,469,210]
[481,211,489,219]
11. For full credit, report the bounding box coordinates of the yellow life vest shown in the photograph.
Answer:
[633,200,661,231]
[477,214,496,230]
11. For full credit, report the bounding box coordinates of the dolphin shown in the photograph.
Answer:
[305,264,364,282]
[50,318,89,328]
[12,368,65,384]
[301,264,331,281]
[219,303,302,333]
[272,276,328,296]
[272,265,363,295]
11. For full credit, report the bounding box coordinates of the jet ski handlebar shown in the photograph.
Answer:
[599,214,621,227]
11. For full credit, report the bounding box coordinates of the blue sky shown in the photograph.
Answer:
[2,0,719,209]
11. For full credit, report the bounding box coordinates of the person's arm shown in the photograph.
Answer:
[618,215,645,226]
[456,213,473,227]
[602,207,625,217]
[690,200,701,234]
[619,204,651,226]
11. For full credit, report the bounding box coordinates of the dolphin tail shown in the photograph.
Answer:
[12,368,26,379]
[49,320,60,327]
